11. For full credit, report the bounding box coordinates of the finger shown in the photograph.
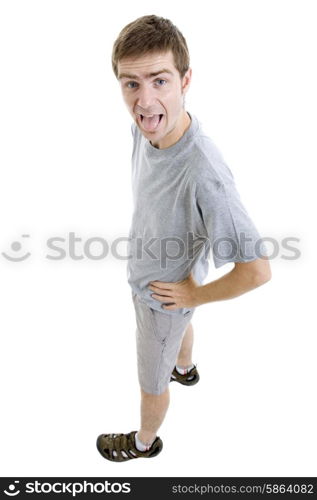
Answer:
[148,284,162,290]
[151,294,174,302]
[162,303,178,311]
[149,281,174,290]
[149,285,173,295]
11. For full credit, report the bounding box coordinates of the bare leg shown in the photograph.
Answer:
[176,322,194,367]
[138,387,170,445]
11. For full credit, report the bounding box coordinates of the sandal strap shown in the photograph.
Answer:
[176,365,198,380]
[104,431,145,459]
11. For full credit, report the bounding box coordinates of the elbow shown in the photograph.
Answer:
[253,257,272,287]
[233,258,272,287]
[253,268,272,287]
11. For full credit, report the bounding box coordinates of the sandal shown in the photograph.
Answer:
[170,364,200,386]
[96,430,163,462]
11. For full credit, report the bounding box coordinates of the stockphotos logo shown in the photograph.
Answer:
[3,480,131,496]
[3,481,20,496]
[1,231,301,264]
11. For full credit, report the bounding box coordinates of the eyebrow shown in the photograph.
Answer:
[118,68,174,80]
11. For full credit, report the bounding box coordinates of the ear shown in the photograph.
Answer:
[181,67,192,94]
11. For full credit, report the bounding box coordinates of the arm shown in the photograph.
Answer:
[149,257,271,310]
[196,257,272,305]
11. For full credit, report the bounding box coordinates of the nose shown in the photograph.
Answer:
[136,84,156,112]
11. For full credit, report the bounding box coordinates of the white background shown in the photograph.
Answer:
[0,0,316,477]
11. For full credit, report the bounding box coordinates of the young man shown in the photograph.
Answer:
[96,15,271,462]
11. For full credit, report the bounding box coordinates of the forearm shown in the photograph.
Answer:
[196,267,266,305]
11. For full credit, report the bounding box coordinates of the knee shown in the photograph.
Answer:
[140,385,169,397]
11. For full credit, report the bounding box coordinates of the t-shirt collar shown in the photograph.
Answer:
[144,111,199,161]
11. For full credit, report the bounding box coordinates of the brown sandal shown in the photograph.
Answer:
[96,431,163,462]
[170,364,200,386]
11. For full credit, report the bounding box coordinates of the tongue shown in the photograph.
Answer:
[142,114,160,131]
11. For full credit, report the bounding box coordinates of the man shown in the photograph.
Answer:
[96,15,271,462]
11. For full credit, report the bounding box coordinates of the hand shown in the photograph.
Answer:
[148,271,203,311]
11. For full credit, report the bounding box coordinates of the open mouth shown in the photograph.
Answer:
[138,113,164,132]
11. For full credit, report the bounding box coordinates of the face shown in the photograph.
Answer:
[117,50,192,149]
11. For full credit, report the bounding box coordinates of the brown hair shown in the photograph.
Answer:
[112,15,190,80]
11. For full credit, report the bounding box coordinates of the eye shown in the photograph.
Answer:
[126,81,138,89]
[155,79,167,86]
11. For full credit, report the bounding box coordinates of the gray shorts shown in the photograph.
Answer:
[132,291,195,395]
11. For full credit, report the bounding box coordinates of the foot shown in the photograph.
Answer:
[96,431,163,462]
[170,364,200,386]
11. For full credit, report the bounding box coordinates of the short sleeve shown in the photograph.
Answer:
[195,166,268,269]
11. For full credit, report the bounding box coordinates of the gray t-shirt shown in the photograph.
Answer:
[127,111,267,316]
